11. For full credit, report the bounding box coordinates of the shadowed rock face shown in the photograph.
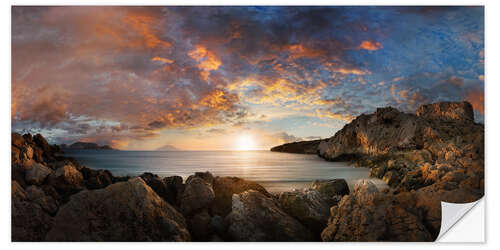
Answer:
[212,176,271,217]
[279,189,337,234]
[12,181,54,242]
[45,178,190,241]
[226,190,315,241]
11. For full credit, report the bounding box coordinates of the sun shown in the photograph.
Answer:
[236,134,256,151]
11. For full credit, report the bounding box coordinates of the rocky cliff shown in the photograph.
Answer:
[317,101,483,241]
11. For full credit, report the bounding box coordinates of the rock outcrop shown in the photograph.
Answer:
[226,190,315,241]
[311,179,349,197]
[46,178,190,241]
[279,189,337,234]
[180,177,215,215]
[12,181,54,241]
[270,139,324,154]
[212,176,271,216]
[321,180,434,242]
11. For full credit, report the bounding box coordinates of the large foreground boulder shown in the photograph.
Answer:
[180,177,215,215]
[45,177,190,241]
[279,189,336,233]
[321,183,433,242]
[24,161,53,185]
[212,176,271,216]
[226,190,315,241]
[48,164,84,198]
[80,167,113,190]
[12,181,53,241]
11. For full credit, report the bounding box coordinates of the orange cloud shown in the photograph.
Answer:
[466,88,484,114]
[358,40,383,51]
[123,13,172,49]
[91,8,171,51]
[334,67,368,75]
[283,44,323,60]
[152,56,174,64]
[198,89,239,111]
[188,45,222,80]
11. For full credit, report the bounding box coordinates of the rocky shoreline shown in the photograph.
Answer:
[273,101,484,241]
[11,101,484,242]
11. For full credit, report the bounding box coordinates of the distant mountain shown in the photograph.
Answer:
[155,144,179,151]
[61,142,116,150]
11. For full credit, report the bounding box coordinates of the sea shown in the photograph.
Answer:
[64,150,380,193]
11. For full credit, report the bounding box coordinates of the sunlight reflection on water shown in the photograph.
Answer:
[65,150,375,192]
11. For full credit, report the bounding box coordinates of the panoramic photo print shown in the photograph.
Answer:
[11,6,484,242]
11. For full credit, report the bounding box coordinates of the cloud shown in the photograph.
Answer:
[465,87,484,115]
[11,6,484,147]
[152,56,174,64]
[274,132,303,144]
[188,45,222,80]
[358,40,383,51]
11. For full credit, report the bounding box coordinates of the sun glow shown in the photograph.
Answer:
[236,134,256,151]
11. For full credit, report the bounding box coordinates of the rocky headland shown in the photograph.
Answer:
[59,142,115,150]
[11,101,484,242]
[273,101,484,241]
[270,139,324,154]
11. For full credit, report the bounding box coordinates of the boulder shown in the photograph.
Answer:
[413,184,483,237]
[383,171,401,187]
[139,172,173,204]
[33,133,52,155]
[212,176,270,216]
[12,163,26,187]
[12,181,53,241]
[82,168,113,190]
[321,190,432,241]
[25,185,59,215]
[45,177,190,241]
[210,215,226,236]
[179,177,215,215]
[279,189,334,233]
[12,133,25,149]
[353,179,379,194]
[311,179,349,197]
[164,175,184,205]
[49,164,84,196]
[188,210,213,241]
[25,162,53,185]
[226,190,315,241]
[186,171,214,185]
[12,145,21,165]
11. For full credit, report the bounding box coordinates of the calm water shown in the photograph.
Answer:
[64,150,373,192]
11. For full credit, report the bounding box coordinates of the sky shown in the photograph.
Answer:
[11,6,484,150]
